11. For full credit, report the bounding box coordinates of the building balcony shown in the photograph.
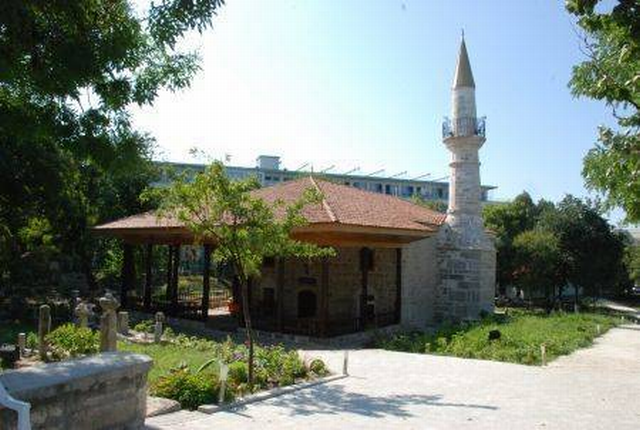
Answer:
[442,116,486,139]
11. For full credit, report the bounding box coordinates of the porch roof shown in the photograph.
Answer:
[93,177,446,247]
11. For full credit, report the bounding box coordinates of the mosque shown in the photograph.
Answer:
[95,37,496,336]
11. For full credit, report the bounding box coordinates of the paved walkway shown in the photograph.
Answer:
[146,325,640,430]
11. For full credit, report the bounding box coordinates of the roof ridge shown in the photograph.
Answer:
[309,176,338,223]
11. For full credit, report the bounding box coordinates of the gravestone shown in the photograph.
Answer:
[117,311,129,335]
[17,333,26,358]
[75,301,91,328]
[99,292,120,352]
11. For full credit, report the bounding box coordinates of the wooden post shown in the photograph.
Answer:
[359,248,371,330]
[171,245,180,315]
[144,244,153,311]
[165,245,173,303]
[120,243,135,308]
[320,257,329,337]
[38,304,51,361]
[201,244,211,321]
[395,248,402,324]
[276,258,285,332]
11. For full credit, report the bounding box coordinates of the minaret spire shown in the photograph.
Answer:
[453,35,475,89]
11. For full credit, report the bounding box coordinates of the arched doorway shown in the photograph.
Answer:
[297,290,317,318]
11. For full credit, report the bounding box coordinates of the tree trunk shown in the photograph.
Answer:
[240,277,254,387]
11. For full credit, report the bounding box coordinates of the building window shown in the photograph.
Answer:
[375,183,383,193]
[297,290,317,318]
[437,188,444,199]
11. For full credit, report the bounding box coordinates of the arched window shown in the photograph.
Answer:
[297,290,317,318]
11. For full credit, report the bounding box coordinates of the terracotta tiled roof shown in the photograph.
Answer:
[94,177,446,233]
[252,177,445,232]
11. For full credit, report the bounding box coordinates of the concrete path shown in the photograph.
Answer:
[145,325,640,430]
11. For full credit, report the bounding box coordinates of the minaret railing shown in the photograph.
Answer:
[442,116,486,139]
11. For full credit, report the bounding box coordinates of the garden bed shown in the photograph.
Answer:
[119,329,330,409]
[374,310,620,365]
[1,319,330,410]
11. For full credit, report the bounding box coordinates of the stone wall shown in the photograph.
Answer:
[250,247,399,324]
[0,352,152,430]
[435,226,495,323]
[400,237,438,328]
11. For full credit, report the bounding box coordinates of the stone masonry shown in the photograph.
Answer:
[435,36,496,323]
[0,352,151,430]
[251,247,398,327]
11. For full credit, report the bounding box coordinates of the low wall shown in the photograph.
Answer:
[0,352,152,430]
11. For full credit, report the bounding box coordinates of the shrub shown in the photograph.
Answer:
[133,319,154,334]
[26,332,38,350]
[152,367,219,410]
[46,324,99,360]
[227,361,248,385]
[309,358,329,377]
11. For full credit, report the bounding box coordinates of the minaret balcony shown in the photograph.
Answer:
[442,116,486,139]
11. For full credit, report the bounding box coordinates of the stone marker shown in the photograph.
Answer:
[540,344,547,366]
[219,363,229,404]
[343,350,349,376]
[75,300,91,328]
[17,333,26,358]
[38,304,51,361]
[99,292,120,352]
[154,321,163,343]
[154,312,165,343]
[118,311,130,335]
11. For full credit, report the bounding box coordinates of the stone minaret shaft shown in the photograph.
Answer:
[444,36,486,246]
[435,35,496,323]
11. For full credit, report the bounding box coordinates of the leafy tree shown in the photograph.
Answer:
[158,162,334,386]
[625,243,640,285]
[485,192,630,302]
[0,1,225,294]
[483,193,545,289]
[566,0,640,222]
[512,230,562,306]
[537,195,628,298]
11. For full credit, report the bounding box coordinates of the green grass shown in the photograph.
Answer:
[376,310,620,365]
[120,341,215,383]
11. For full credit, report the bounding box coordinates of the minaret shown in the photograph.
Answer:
[435,35,495,322]
[444,35,486,245]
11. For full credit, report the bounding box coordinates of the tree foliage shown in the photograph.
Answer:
[158,161,334,386]
[484,192,630,300]
[0,1,225,293]
[566,0,640,222]
[512,230,562,302]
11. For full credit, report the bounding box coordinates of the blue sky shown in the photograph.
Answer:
[131,1,620,221]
